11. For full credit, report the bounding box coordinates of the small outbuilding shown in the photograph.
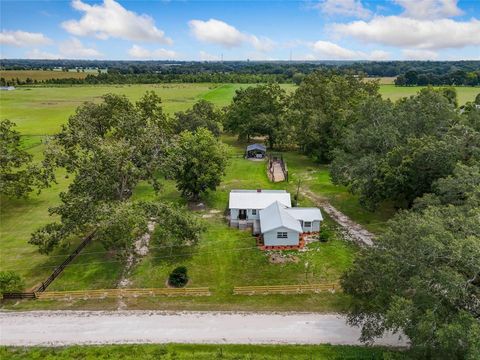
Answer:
[246,143,266,159]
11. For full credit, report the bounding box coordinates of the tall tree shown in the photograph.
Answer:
[0,119,51,198]
[288,71,379,162]
[224,83,287,148]
[331,88,478,208]
[175,100,222,137]
[342,165,480,359]
[168,128,229,201]
[30,92,175,254]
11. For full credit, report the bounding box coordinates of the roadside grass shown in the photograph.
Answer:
[1,344,409,359]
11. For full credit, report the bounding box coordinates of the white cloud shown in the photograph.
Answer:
[310,40,390,60]
[395,0,463,19]
[58,37,103,59]
[333,16,480,50]
[402,49,439,60]
[250,35,276,52]
[312,40,359,59]
[189,19,245,47]
[199,51,220,61]
[0,30,52,47]
[128,45,177,59]
[188,18,275,52]
[25,48,60,59]
[62,0,172,44]
[316,0,371,19]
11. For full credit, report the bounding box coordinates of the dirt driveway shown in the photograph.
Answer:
[0,311,407,347]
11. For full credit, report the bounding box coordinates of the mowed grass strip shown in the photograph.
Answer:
[1,344,409,359]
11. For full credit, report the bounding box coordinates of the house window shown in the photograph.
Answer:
[252,209,257,215]
[304,221,312,227]
[277,232,288,239]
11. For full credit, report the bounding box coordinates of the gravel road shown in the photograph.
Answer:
[0,311,407,347]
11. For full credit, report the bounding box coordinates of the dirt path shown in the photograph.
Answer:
[272,162,285,182]
[301,189,374,246]
[0,311,407,347]
[117,221,155,309]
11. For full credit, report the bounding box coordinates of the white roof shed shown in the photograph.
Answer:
[229,190,291,209]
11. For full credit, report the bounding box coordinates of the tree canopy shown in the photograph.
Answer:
[174,99,222,137]
[224,83,288,148]
[30,92,202,255]
[342,164,480,359]
[288,72,379,162]
[331,88,479,208]
[0,119,49,197]
[167,128,229,201]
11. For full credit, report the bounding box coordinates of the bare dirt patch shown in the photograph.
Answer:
[268,252,300,264]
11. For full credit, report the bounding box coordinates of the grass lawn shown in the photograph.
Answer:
[1,344,408,359]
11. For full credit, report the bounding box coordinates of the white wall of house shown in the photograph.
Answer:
[230,208,260,220]
[263,227,300,246]
[300,220,321,232]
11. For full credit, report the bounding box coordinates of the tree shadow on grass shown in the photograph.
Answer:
[149,242,196,267]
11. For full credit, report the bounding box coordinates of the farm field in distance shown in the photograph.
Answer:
[1,82,478,311]
[0,69,94,82]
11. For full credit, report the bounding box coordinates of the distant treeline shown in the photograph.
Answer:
[1,59,479,86]
[395,69,480,86]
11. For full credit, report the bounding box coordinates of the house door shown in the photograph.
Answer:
[239,209,247,220]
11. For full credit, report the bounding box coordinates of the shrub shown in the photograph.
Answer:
[0,271,25,293]
[168,266,188,288]
[319,225,333,242]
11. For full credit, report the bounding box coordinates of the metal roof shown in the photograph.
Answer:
[229,190,291,209]
[285,207,323,222]
[259,201,303,233]
[246,143,266,152]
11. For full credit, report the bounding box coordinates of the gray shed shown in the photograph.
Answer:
[246,143,266,159]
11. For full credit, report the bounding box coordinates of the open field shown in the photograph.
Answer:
[379,84,479,104]
[1,343,407,359]
[0,70,92,82]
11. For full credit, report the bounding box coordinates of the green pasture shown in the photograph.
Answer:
[1,344,408,359]
[379,84,478,104]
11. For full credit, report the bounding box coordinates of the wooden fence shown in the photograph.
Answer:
[2,292,36,300]
[267,153,288,182]
[35,231,96,293]
[35,287,211,300]
[233,283,339,295]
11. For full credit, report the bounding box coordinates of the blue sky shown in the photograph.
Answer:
[1,0,479,61]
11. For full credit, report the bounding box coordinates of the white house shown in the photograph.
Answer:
[229,189,291,233]
[228,189,323,246]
